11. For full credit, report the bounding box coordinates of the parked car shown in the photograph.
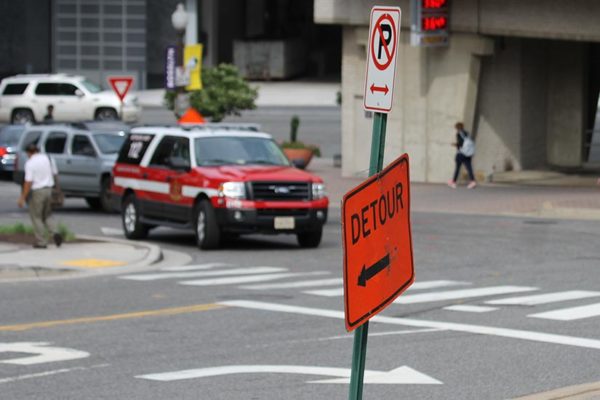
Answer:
[111,124,329,249]
[0,124,26,175]
[13,122,129,212]
[0,74,140,124]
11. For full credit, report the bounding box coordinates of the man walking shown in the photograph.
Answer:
[17,144,63,248]
[448,122,477,189]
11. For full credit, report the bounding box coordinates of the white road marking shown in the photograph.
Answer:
[444,305,498,313]
[303,280,470,298]
[137,365,442,385]
[408,280,471,290]
[241,277,339,290]
[120,266,286,281]
[220,300,600,350]
[486,290,600,306]
[100,227,124,236]
[304,288,344,297]
[0,364,110,384]
[529,303,600,321]
[180,272,328,286]
[323,328,443,341]
[0,342,89,365]
[394,286,538,304]
[160,263,231,272]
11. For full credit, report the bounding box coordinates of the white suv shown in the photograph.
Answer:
[0,74,141,124]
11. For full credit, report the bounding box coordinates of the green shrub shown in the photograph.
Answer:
[165,64,258,122]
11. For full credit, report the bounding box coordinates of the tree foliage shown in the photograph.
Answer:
[190,64,258,122]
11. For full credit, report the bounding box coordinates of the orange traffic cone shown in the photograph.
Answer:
[178,108,206,124]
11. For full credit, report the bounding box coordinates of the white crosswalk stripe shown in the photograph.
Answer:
[444,305,498,313]
[393,286,539,304]
[304,280,471,298]
[241,277,339,290]
[160,263,231,272]
[528,303,600,321]
[179,272,328,287]
[120,266,286,281]
[486,290,600,306]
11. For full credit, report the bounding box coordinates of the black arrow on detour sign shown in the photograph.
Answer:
[358,253,390,287]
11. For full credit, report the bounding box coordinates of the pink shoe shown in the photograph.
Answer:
[467,181,477,189]
[447,180,457,189]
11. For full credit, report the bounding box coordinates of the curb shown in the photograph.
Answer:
[0,235,163,282]
[513,381,600,399]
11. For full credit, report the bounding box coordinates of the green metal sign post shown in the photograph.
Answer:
[348,112,388,400]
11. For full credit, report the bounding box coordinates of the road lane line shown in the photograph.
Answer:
[393,286,538,304]
[0,303,226,332]
[241,277,340,290]
[323,328,444,341]
[219,300,600,350]
[528,302,600,321]
[486,290,600,306]
[120,266,286,281]
[180,272,328,287]
[0,364,110,385]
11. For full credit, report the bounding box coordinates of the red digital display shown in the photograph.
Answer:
[422,16,448,31]
[422,0,447,10]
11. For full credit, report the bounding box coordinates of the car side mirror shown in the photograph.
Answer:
[75,89,84,98]
[291,158,306,169]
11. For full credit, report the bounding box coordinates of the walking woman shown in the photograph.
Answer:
[448,122,477,189]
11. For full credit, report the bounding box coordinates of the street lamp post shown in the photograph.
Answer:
[171,3,189,117]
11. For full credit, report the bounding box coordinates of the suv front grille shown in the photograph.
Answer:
[249,181,310,201]
[256,208,310,217]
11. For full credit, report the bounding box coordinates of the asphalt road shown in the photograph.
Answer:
[1,178,599,399]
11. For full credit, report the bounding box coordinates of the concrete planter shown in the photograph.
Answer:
[282,148,314,169]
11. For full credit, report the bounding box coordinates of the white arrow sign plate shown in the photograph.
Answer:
[364,6,402,113]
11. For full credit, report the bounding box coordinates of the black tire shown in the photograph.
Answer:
[11,109,35,124]
[195,200,220,250]
[99,177,113,213]
[121,195,149,239]
[95,108,118,121]
[297,228,323,248]
[85,197,102,210]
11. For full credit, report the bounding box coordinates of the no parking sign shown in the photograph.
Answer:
[363,7,401,113]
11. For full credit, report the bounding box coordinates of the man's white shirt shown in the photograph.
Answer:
[24,153,57,190]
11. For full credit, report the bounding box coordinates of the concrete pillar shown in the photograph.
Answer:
[546,42,585,167]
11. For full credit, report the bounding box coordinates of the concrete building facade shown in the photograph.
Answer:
[315,0,600,181]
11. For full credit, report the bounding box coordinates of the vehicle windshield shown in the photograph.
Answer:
[93,132,127,154]
[80,79,102,93]
[0,125,25,146]
[195,136,289,166]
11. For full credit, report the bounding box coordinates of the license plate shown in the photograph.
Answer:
[274,216,295,230]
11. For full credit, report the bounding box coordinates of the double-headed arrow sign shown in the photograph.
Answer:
[369,84,389,95]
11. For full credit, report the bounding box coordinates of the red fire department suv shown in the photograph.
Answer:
[111,125,328,249]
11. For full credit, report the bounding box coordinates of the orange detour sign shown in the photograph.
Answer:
[342,153,414,331]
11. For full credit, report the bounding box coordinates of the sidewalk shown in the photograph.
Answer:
[309,158,600,220]
[0,235,161,281]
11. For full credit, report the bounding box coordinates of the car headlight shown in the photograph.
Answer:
[124,96,138,106]
[218,182,246,199]
[312,183,326,200]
